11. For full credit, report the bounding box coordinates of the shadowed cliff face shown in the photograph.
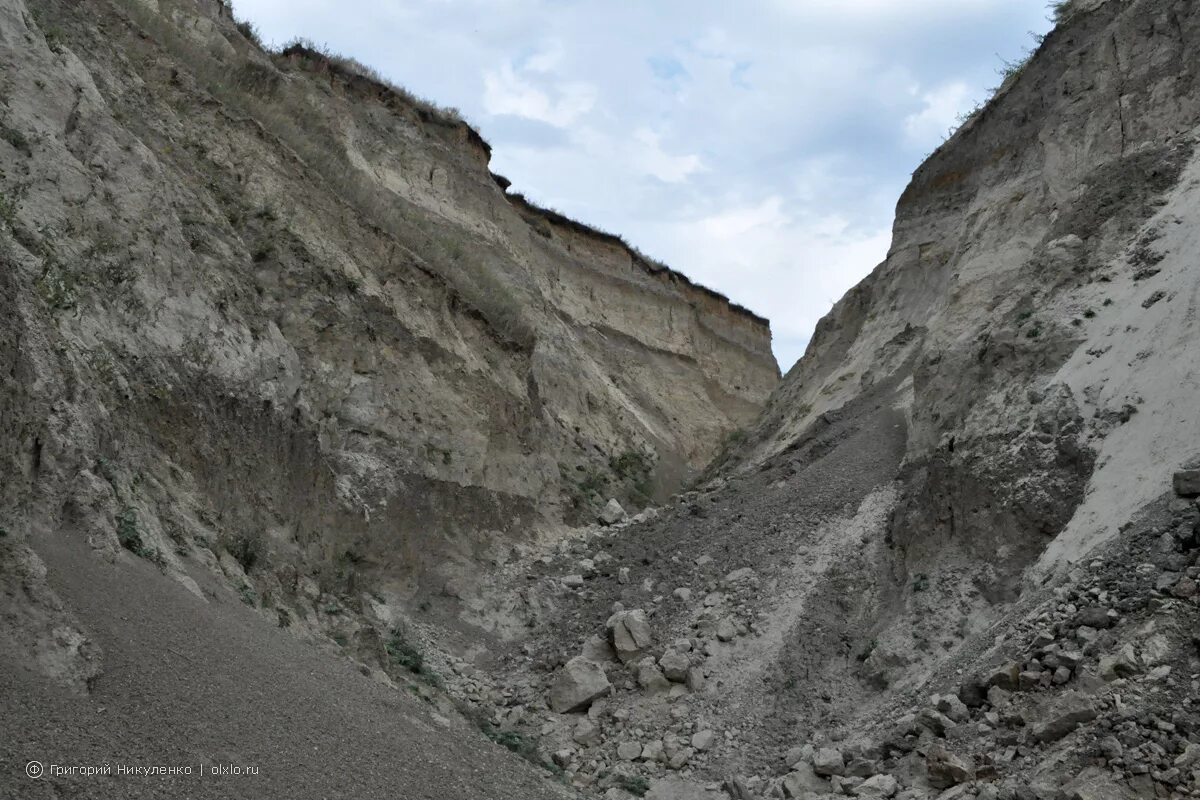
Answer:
[0,0,777,612]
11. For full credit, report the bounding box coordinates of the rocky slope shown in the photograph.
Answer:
[0,0,775,683]
[5,0,1200,798]
[441,1,1200,798]
[0,0,776,795]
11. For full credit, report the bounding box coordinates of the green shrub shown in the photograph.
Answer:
[116,507,157,561]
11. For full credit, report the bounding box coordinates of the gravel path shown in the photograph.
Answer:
[0,531,570,800]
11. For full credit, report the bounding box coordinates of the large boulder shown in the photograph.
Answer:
[812,747,845,776]
[599,498,627,525]
[548,657,612,713]
[608,609,654,664]
[926,746,974,789]
[1032,691,1097,743]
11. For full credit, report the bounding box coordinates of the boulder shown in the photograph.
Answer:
[608,609,654,664]
[659,650,690,682]
[852,774,899,798]
[549,656,612,713]
[1076,607,1112,629]
[715,618,737,642]
[984,663,1020,691]
[637,660,671,693]
[926,746,974,789]
[1031,691,1097,742]
[691,729,716,751]
[812,747,844,776]
[617,741,642,760]
[1173,470,1200,497]
[1098,644,1140,681]
[935,693,970,723]
[573,718,601,746]
[599,498,627,525]
[781,764,829,797]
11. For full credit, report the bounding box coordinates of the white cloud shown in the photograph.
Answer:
[631,129,703,183]
[903,81,975,148]
[482,62,596,128]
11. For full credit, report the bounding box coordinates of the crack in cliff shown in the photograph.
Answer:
[1111,32,1128,155]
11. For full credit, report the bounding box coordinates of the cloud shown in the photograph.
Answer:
[482,61,596,128]
[903,81,975,149]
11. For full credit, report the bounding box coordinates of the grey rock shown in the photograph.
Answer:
[926,746,974,789]
[1076,606,1112,629]
[1098,644,1139,681]
[690,729,715,751]
[812,746,845,777]
[852,774,899,798]
[1174,470,1200,497]
[607,609,654,664]
[658,650,690,682]
[935,693,970,723]
[644,778,725,800]
[549,656,612,713]
[599,498,627,525]
[617,741,642,761]
[781,764,828,797]
[637,660,671,693]
[1031,691,1097,743]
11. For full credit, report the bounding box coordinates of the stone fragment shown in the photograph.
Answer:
[916,708,955,737]
[637,660,671,693]
[715,618,737,642]
[617,741,642,760]
[935,693,970,723]
[641,739,665,762]
[984,663,1020,691]
[599,498,627,525]
[608,609,654,664]
[926,746,974,789]
[573,717,601,746]
[1173,470,1200,497]
[1076,606,1112,629]
[722,567,756,586]
[1031,691,1097,742]
[691,729,716,751]
[685,666,706,693]
[812,747,844,777]
[658,650,690,682]
[645,777,725,800]
[549,656,612,713]
[1098,644,1139,681]
[781,764,828,798]
[617,567,631,585]
[1173,577,1197,598]
[851,774,898,798]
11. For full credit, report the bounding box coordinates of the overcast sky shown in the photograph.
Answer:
[235,0,1054,371]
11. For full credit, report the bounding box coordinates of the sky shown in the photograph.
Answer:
[234,0,1056,372]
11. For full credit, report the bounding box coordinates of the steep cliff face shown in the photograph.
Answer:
[0,0,776,617]
[744,0,1200,585]
[476,2,1200,796]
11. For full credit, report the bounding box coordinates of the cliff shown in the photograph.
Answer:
[0,0,777,614]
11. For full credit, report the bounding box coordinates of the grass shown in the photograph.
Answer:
[237,583,257,606]
[385,628,441,686]
[613,775,650,797]
[1050,0,1076,24]
[116,507,159,562]
[911,573,930,593]
[220,529,264,572]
